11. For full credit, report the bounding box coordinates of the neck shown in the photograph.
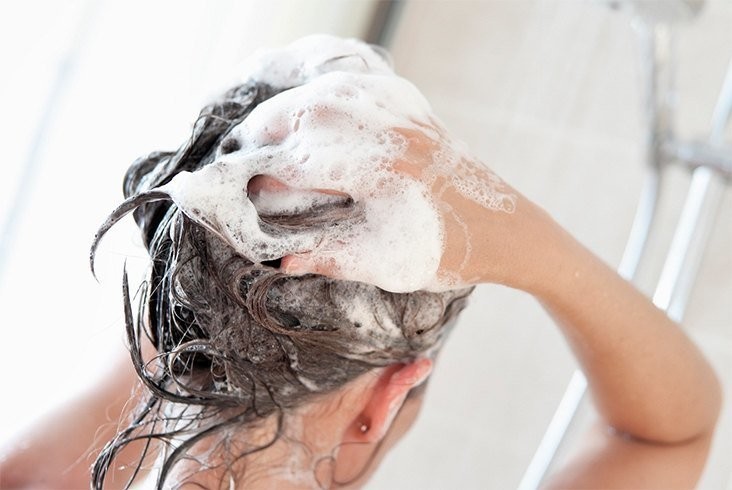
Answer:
[162,405,371,489]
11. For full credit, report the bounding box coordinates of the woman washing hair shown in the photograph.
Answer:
[0,35,721,489]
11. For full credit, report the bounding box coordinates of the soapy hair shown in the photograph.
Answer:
[90,80,473,489]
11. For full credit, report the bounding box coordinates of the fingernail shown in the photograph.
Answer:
[282,256,306,274]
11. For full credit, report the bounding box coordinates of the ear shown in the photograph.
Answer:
[346,358,433,444]
[329,359,433,486]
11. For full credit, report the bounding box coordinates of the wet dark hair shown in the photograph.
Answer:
[90,80,473,489]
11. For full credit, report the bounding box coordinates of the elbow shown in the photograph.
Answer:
[679,368,723,443]
[667,364,723,444]
[616,369,723,445]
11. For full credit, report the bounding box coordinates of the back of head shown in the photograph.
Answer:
[91,37,473,489]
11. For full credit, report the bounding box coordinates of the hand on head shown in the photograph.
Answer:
[245,122,548,294]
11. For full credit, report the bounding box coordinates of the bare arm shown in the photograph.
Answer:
[430,178,721,442]
[480,197,721,443]
[0,349,149,489]
[521,212,720,442]
[543,421,714,489]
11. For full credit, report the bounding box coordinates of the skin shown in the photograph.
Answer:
[543,421,716,489]
[0,125,722,489]
[0,346,157,490]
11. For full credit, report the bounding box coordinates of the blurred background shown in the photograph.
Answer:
[0,0,730,488]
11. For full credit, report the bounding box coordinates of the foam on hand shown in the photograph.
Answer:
[161,35,515,293]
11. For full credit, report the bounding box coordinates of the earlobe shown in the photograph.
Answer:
[349,358,433,444]
[332,359,433,486]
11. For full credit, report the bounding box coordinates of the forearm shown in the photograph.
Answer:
[517,215,721,442]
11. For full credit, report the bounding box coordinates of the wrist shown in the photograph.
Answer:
[469,197,578,295]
